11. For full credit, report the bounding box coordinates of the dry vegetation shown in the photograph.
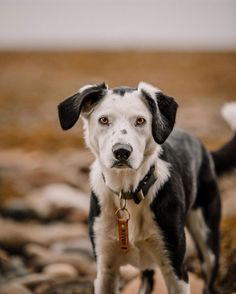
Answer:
[0,51,235,293]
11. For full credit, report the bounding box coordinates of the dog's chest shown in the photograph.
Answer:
[94,199,165,269]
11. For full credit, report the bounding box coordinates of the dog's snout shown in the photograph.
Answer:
[112,143,133,161]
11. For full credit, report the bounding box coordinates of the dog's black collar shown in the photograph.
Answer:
[102,165,157,204]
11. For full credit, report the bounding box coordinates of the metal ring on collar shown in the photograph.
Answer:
[115,208,130,221]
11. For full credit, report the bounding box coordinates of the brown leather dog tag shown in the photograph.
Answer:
[117,218,129,253]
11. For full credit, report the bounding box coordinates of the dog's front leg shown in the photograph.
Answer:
[94,256,119,294]
[158,229,190,294]
[161,268,190,294]
[89,192,120,294]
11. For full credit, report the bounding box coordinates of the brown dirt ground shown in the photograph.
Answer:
[0,51,235,151]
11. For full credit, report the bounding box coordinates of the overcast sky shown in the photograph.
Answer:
[0,0,235,50]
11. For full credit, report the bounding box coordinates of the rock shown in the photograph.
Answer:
[25,244,96,277]
[34,278,94,294]
[13,273,51,288]
[0,149,92,196]
[0,283,33,294]
[1,184,89,222]
[0,219,88,250]
[38,184,90,211]
[51,238,94,260]
[43,263,78,279]
[6,256,29,277]
[0,255,30,283]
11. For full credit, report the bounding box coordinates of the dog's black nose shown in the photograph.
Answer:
[112,143,133,161]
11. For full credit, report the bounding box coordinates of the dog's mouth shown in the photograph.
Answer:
[111,160,132,169]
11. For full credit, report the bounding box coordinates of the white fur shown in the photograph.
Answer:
[139,281,150,294]
[138,81,162,99]
[138,81,166,131]
[78,83,108,93]
[222,102,236,131]
[78,84,94,93]
[166,279,190,294]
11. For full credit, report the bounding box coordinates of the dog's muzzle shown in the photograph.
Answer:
[112,143,133,167]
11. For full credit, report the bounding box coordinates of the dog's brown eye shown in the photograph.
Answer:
[99,116,109,125]
[135,117,146,126]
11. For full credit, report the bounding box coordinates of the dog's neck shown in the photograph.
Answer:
[98,147,160,194]
[90,144,170,206]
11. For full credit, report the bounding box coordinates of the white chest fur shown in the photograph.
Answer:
[93,192,168,271]
[90,158,171,270]
[90,155,191,293]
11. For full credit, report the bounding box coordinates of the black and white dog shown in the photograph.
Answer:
[58,82,236,294]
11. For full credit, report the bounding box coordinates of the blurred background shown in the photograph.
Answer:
[0,0,236,293]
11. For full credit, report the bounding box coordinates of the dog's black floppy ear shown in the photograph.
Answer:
[58,83,107,130]
[138,82,178,144]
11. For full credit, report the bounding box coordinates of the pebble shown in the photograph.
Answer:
[0,283,33,294]
[43,263,78,279]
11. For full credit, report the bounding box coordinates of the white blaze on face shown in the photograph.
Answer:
[84,90,154,170]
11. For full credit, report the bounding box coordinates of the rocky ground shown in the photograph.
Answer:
[0,51,235,293]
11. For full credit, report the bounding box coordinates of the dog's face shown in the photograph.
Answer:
[58,82,178,170]
[84,88,153,170]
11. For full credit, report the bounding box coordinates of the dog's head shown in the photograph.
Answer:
[58,82,178,170]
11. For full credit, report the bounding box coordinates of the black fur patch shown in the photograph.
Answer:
[88,191,101,260]
[112,87,136,96]
[140,269,155,292]
[211,133,236,176]
[141,90,178,144]
[150,143,188,282]
[58,83,107,130]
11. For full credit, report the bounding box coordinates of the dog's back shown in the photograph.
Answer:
[166,128,213,210]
